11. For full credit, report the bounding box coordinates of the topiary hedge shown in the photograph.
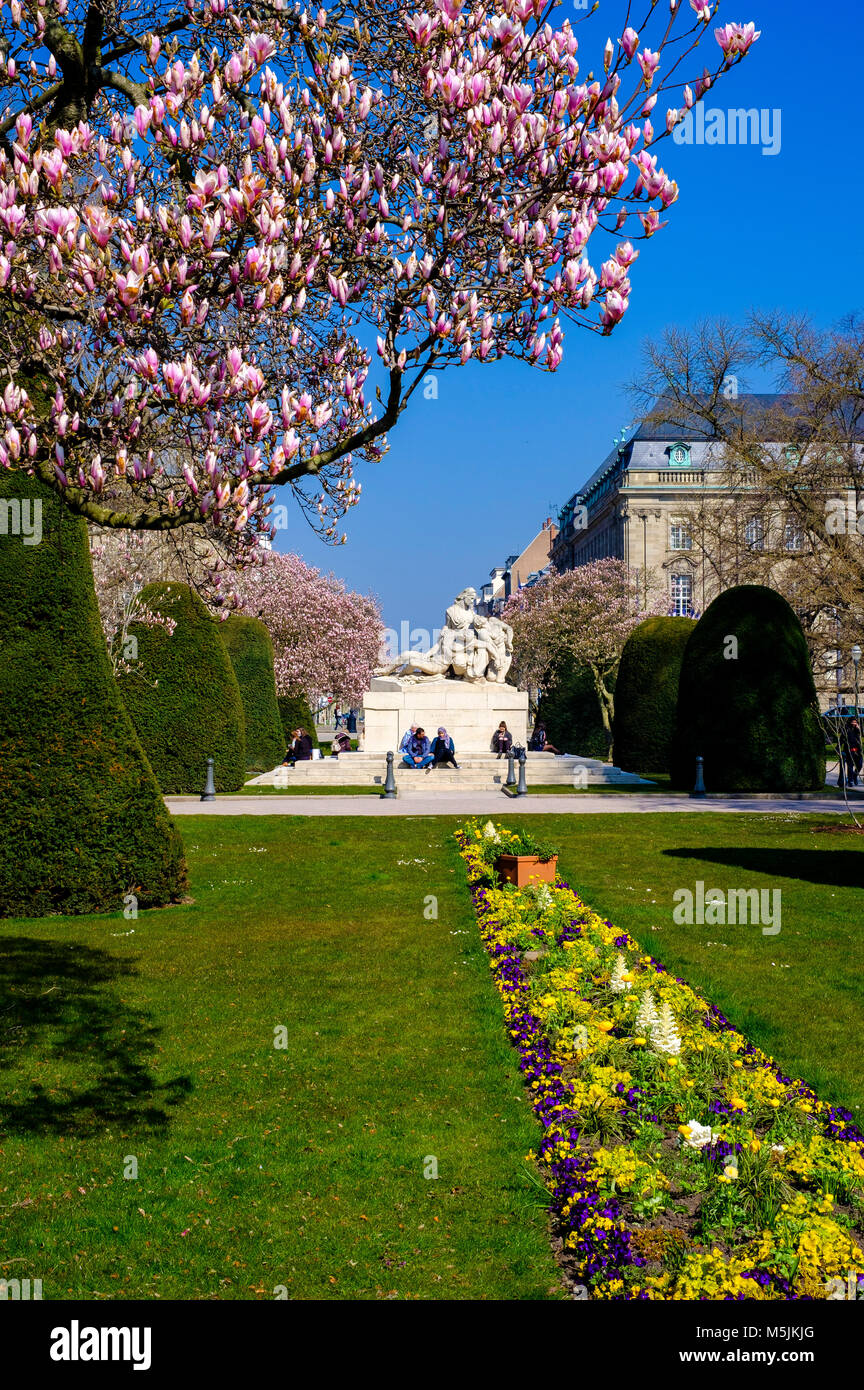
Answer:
[0,472,187,917]
[670,585,825,792]
[118,582,246,793]
[276,694,320,750]
[538,658,611,759]
[613,616,696,774]
[218,615,285,772]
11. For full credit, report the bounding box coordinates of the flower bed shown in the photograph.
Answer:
[458,819,864,1300]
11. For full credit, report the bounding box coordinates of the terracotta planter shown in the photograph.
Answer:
[494,853,558,888]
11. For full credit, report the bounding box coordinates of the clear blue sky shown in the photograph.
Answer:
[273,0,862,635]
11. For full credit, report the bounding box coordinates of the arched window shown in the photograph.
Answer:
[669,442,691,467]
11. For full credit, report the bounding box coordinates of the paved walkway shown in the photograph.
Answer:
[166,792,850,817]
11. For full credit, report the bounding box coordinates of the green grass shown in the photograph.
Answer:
[3,810,862,1302]
[539,811,864,1112]
[0,819,561,1301]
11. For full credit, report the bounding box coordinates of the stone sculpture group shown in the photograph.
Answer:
[381,587,513,685]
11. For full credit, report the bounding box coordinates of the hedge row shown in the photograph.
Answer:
[218,614,286,773]
[117,582,247,794]
[0,473,187,917]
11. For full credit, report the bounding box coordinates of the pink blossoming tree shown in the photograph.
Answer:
[505,557,659,739]
[0,0,758,553]
[236,549,383,705]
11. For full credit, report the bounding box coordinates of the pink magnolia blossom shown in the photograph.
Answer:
[0,0,757,553]
[235,550,383,704]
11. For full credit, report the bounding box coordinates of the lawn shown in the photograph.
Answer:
[0,818,562,1301]
[540,811,864,1113]
[2,810,861,1302]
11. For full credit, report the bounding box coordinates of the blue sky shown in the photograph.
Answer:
[273,0,862,634]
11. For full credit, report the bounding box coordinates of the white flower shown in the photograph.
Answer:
[681,1119,716,1150]
[482,820,500,841]
[634,989,659,1035]
[651,999,682,1056]
[609,953,632,993]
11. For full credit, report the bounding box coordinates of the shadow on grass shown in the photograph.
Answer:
[0,937,191,1135]
[662,847,864,889]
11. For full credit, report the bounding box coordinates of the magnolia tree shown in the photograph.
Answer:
[236,549,382,704]
[0,0,759,559]
[90,529,178,672]
[504,557,656,737]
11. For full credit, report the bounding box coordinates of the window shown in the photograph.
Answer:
[744,515,764,550]
[669,443,691,467]
[784,445,800,468]
[670,523,692,551]
[783,519,803,551]
[671,573,693,616]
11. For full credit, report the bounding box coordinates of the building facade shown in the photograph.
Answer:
[476,518,557,616]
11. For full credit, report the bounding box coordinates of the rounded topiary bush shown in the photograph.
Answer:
[218,615,285,772]
[276,694,320,750]
[670,585,825,792]
[613,616,696,774]
[118,582,246,793]
[0,472,187,916]
[538,658,612,759]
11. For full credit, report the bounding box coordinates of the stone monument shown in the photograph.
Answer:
[362,587,529,754]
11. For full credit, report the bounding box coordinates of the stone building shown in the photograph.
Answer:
[476,518,557,616]
[551,400,786,618]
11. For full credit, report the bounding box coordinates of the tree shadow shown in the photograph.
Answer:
[662,847,864,890]
[0,937,192,1135]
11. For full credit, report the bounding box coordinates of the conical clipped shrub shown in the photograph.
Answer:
[276,694,320,749]
[670,585,825,792]
[0,472,187,917]
[613,616,696,774]
[218,614,284,772]
[118,582,246,793]
[539,657,611,758]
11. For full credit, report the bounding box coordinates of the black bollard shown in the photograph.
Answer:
[201,756,216,802]
[690,754,707,798]
[516,748,528,797]
[383,750,397,798]
[505,749,517,787]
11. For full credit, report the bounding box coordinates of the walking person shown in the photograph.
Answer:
[845,717,863,787]
[491,721,512,758]
[430,727,459,769]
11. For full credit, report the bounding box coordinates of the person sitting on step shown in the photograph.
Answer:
[528,721,560,754]
[402,727,433,768]
[491,721,513,758]
[430,727,459,769]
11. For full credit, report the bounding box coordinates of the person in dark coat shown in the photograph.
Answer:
[430,727,459,769]
[845,717,863,787]
[491,721,513,758]
[528,721,560,754]
[284,728,314,765]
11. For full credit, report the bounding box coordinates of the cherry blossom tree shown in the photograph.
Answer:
[235,548,382,703]
[504,557,658,737]
[0,0,759,552]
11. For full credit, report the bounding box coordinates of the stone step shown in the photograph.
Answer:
[246,755,651,790]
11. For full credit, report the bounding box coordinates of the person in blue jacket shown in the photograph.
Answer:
[430,727,459,769]
[402,727,433,768]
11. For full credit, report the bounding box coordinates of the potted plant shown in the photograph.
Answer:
[490,828,559,888]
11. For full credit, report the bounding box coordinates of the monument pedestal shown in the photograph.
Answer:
[361,677,529,755]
